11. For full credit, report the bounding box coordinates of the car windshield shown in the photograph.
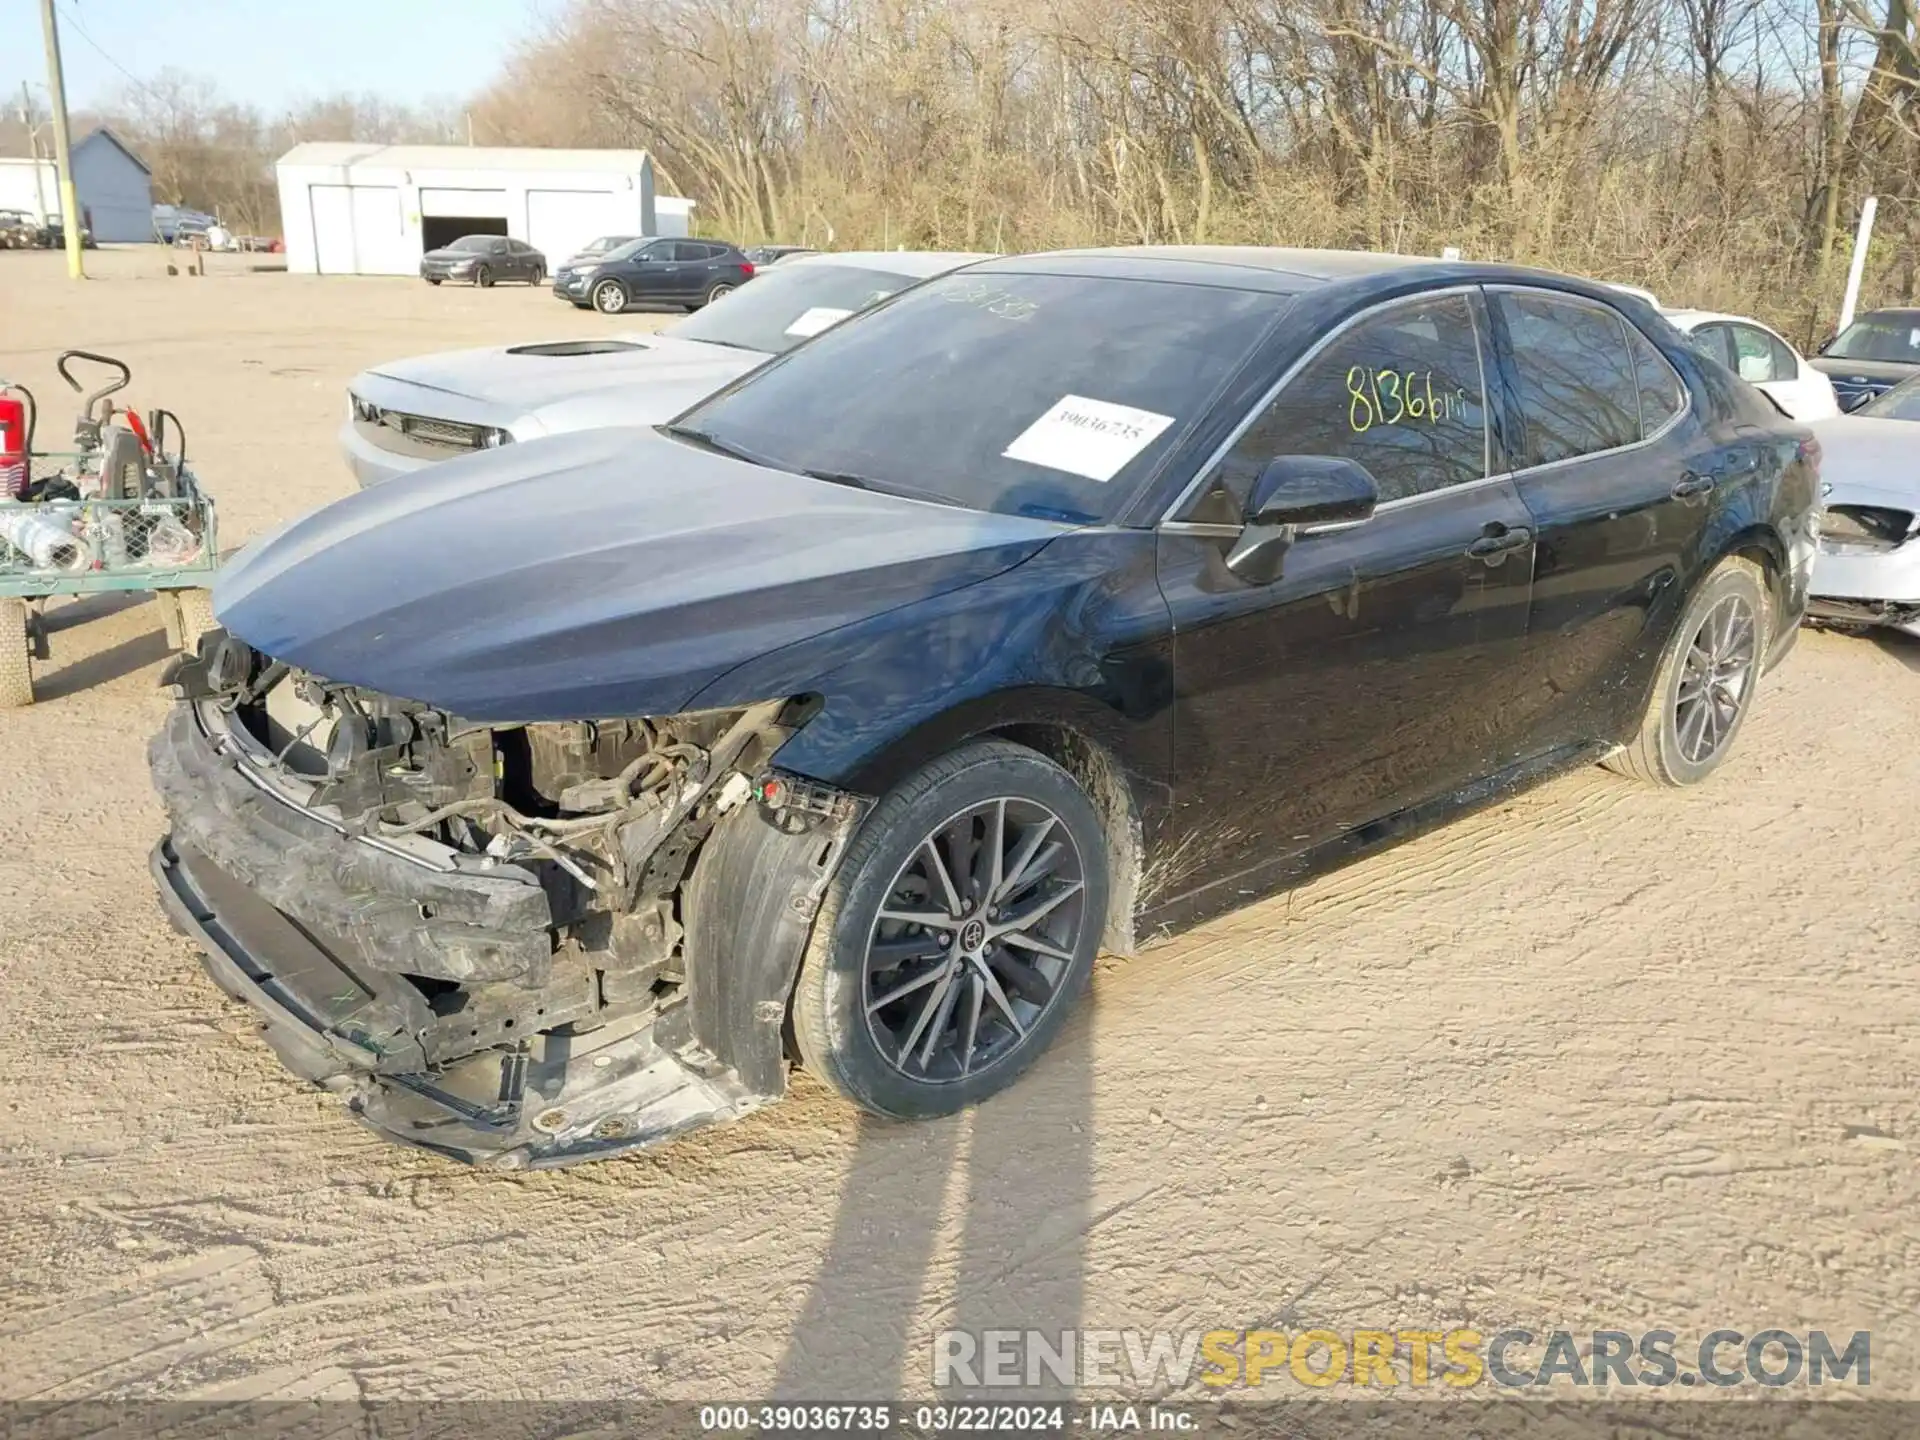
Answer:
[1824,315,1920,363]
[669,271,1285,523]
[602,239,652,262]
[665,262,931,356]
[1859,377,1920,421]
[449,236,495,253]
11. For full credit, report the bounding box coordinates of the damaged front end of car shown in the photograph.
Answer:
[148,630,866,1169]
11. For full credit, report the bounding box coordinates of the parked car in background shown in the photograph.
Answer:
[559,234,640,268]
[421,235,546,287]
[0,210,41,248]
[554,237,756,313]
[343,250,989,489]
[1810,308,1920,411]
[1806,378,1920,636]
[1854,373,1920,422]
[42,215,94,249]
[162,247,1819,1168]
[1664,309,1840,420]
[153,204,217,244]
[745,245,817,267]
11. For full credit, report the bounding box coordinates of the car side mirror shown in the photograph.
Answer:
[1227,456,1379,584]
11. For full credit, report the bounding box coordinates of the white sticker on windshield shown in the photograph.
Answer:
[785,306,854,338]
[1001,395,1176,483]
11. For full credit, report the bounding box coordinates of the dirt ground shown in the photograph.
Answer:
[2,245,1917,1411]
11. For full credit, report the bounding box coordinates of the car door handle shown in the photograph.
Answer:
[1672,473,1717,500]
[1466,525,1532,562]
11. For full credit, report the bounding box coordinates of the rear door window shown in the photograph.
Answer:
[1729,324,1790,383]
[1496,291,1643,467]
[1219,291,1490,505]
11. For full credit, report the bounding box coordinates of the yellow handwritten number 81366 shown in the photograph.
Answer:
[1346,366,1469,434]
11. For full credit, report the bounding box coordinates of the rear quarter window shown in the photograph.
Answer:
[1497,291,1643,467]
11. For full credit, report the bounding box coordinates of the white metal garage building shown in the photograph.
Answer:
[275,143,672,276]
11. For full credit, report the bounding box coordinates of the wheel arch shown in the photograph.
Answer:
[1707,519,1788,635]
[812,686,1157,959]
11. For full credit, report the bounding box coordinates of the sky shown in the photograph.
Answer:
[4,0,544,116]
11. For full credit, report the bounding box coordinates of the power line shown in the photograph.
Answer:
[55,0,161,102]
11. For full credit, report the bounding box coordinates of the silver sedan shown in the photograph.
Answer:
[340,251,991,490]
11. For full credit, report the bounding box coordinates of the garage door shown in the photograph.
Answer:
[309,184,406,274]
[527,190,626,266]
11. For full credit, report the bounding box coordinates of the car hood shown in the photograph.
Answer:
[1809,356,1920,385]
[213,426,1068,722]
[1809,415,1919,504]
[356,334,765,427]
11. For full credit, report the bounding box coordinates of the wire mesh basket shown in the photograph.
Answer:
[0,492,218,589]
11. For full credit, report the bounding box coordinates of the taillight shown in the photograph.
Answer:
[740,260,756,278]
[0,395,26,500]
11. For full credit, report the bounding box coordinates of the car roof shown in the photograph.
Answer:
[782,250,995,277]
[968,245,1642,301]
[1661,308,1795,340]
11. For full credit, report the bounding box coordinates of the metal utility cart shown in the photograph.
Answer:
[1,351,221,708]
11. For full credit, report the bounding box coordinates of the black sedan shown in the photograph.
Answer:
[150,247,1819,1168]
[1810,307,1920,410]
[553,237,756,313]
[420,235,547,287]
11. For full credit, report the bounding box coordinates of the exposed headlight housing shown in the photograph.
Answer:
[481,427,512,449]
[1821,504,1915,553]
[349,393,379,424]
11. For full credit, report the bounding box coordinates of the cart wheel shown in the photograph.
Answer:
[155,590,184,651]
[172,588,218,653]
[0,599,34,708]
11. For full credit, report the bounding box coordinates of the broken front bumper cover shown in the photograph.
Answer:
[152,834,771,1169]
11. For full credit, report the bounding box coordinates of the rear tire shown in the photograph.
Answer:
[1605,556,1768,787]
[702,282,735,307]
[790,740,1109,1122]
[529,265,545,286]
[0,599,34,707]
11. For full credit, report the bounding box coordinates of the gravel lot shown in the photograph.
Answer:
[2,246,1916,1411]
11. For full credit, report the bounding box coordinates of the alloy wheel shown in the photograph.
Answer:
[862,797,1088,1084]
[594,281,626,314]
[1674,593,1757,765]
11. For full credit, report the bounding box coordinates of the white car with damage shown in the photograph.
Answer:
[1807,376,1920,636]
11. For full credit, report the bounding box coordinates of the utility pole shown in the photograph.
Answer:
[20,82,50,224]
[38,0,84,279]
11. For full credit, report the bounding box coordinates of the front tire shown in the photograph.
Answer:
[473,264,493,288]
[592,279,628,314]
[1605,556,1768,786]
[791,740,1109,1121]
[425,277,443,286]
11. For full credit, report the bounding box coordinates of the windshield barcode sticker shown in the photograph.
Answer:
[785,306,854,338]
[1001,395,1176,482]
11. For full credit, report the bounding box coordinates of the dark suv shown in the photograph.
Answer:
[1810,307,1920,410]
[555,238,756,314]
